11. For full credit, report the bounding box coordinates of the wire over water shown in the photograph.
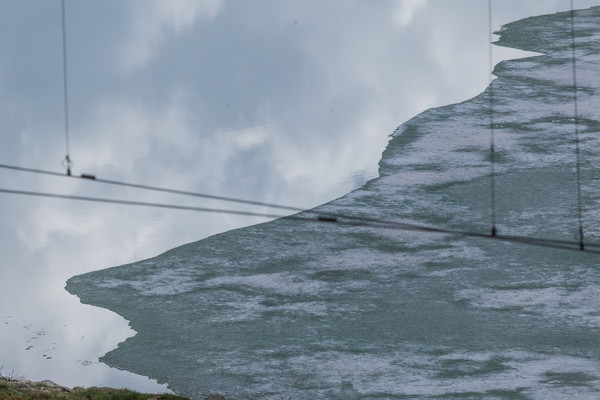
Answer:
[569,0,585,250]
[0,180,599,255]
[487,0,497,237]
[1,1,596,259]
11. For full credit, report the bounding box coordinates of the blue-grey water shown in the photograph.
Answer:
[66,7,600,399]
[3,1,558,391]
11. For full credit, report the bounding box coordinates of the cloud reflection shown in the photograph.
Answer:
[119,0,224,72]
[1,0,599,391]
[393,0,428,27]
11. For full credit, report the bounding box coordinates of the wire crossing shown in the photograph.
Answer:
[569,0,585,250]
[61,0,72,176]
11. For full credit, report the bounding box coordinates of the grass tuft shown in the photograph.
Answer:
[0,378,192,400]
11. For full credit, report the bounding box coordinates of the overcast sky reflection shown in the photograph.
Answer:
[1,0,599,391]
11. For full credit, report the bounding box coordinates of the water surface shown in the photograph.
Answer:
[2,0,599,393]
[67,5,600,399]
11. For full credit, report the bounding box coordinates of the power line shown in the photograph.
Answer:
[2,0,595,257]
[0,188,293,220]
[1,162,599,252]
[487,0,497,237]
[0,162,465,228]
[0,162,306,213]
[61,0,72,176]
[569,0,585,250]
[1,186,599,255]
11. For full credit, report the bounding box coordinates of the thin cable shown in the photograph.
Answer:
[61,0,72,176]
[0,162,431,225]
[0,163,306,213]
[0,188,291,220]
[488,0,497,237]
[570,0,585,250]
[1,187,600,255]
[2,162,600,252]
[0,162,481,225]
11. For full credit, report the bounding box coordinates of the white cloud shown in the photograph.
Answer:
[156,0,222,32]
[392,0,427,27]
[119,0,224,72]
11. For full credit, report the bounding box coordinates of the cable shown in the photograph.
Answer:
[1,186,599,255]
[0,162,444,227]
[61,0,72,176]
[488,0,497,237]
[2,3,596,264]
[0,162,413,227]
[0,162,307,213]
[0,188,292,220]
[1,162,599,251]
[570,0,585,250]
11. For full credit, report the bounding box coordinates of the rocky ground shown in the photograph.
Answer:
[0,377,231,400]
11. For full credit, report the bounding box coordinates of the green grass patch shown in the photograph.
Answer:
[0,378,191,400]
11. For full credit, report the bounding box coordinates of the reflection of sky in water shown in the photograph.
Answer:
[1,0,599,392]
